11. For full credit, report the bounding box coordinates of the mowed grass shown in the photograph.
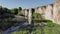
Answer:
[12,20,60,34]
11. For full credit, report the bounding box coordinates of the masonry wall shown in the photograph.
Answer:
[53,1,60,24]
[21,1,60,24]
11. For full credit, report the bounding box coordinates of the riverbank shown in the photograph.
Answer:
[12,20,60,34]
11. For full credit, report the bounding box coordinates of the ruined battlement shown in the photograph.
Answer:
[21,0,60,24]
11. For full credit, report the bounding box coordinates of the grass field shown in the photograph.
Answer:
[12,20,60,34]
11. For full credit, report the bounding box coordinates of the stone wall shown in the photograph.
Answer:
[21,0,60,24]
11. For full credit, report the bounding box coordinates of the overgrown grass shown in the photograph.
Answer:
[12,20,60,34]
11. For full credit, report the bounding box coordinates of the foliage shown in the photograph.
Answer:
[10,7,22,15]
[0,6,22,30]
[12,20,60,34]
[11,8,18,15]
[44,20,58,27]
[0,18,14,30]
[32,13,43,20]
[18,7,22,15]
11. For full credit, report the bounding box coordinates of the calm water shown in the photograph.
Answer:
[2,22,29,34]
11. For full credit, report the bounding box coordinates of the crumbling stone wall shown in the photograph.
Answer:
[21,0,60,24]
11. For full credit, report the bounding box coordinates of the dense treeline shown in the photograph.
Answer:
[0,6,22,30]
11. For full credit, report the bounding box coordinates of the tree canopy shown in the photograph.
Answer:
[0,6,22,30]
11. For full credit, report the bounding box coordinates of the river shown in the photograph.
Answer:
[1,22,29,34]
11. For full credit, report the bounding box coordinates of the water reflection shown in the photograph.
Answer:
[2,22,29,34]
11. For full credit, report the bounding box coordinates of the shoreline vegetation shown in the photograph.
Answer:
[0,6,22,30]
[12,20,60,34]
[0,6,60,34]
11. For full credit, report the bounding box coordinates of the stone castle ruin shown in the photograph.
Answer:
[21,0,60,24]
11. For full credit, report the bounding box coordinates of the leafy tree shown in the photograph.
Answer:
[0,6,23,30]
[18,7,22,15]
[0,6,15,30]
[11,8,18,15]
[32,13,42,20]
[3,7,8,12]
[10,7,22,15]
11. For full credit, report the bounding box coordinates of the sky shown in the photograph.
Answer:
[0,0,55,9]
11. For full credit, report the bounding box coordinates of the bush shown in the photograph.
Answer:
[32,13,42,20]
[42,20,58,27]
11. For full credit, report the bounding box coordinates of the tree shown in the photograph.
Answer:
[18,7,22,15]
[13,8,18,15]
[32,13,42,20]
[0,6,15,30]
[3,7,9,13]
[10,8,18,15]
